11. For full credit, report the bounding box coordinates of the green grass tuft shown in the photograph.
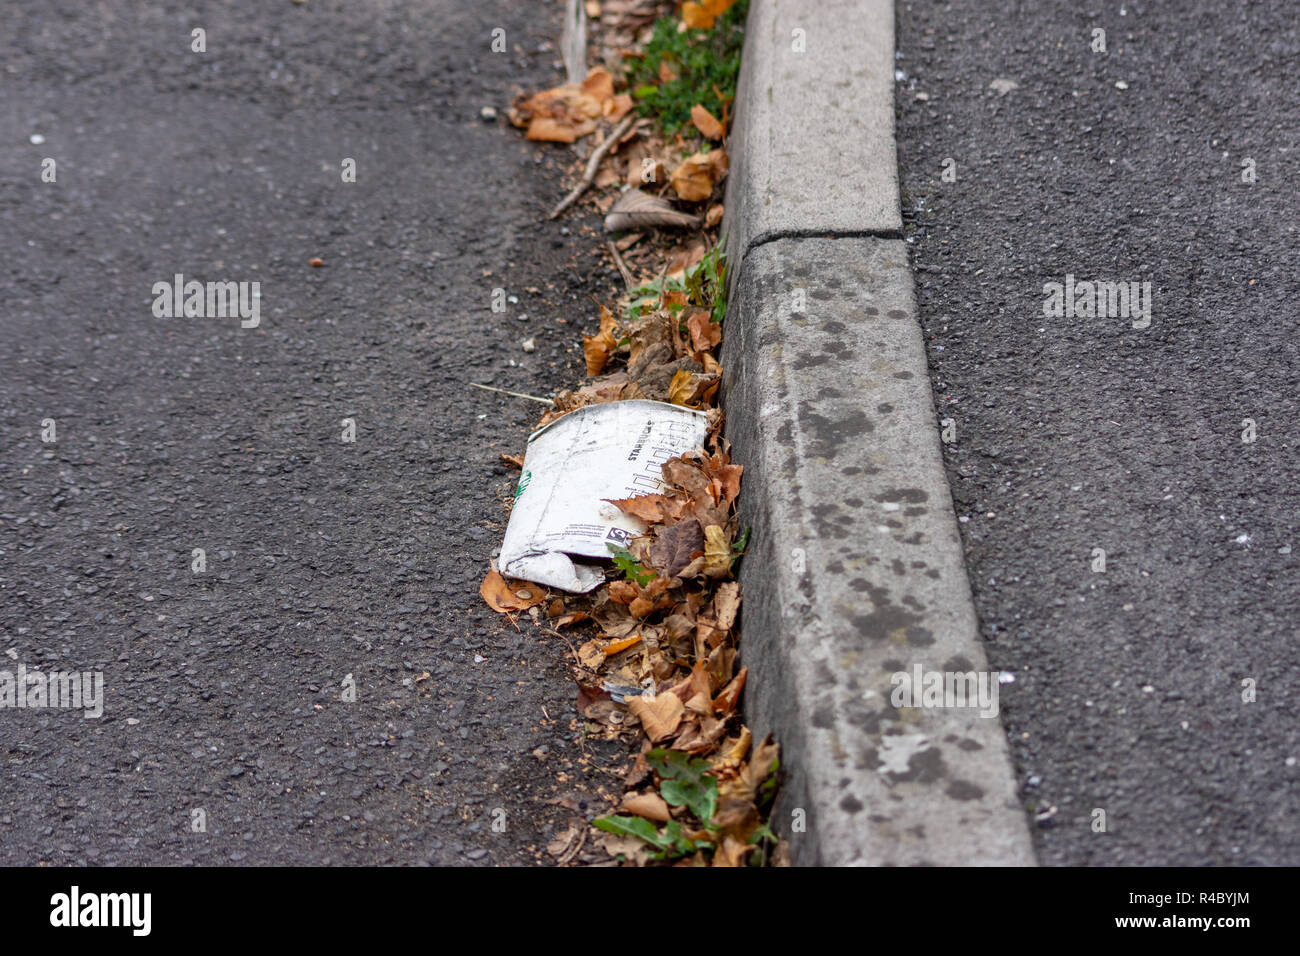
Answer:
[626,0,750,137]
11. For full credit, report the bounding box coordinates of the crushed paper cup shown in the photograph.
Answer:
[498,400,709,592]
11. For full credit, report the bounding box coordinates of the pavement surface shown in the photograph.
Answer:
[0,0,624,865]
[720,0,1031,865]
[896,0,1300,864]
[723,236,1033,865]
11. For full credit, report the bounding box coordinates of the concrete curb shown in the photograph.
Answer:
[721,0,1035,865]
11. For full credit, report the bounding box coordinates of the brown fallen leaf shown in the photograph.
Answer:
[681,0,738,30]
[713,666,747,715]
[626,156,668,189]
[690,104,725,141]
[583,303,620,376]
[606,492,682,525]
[670,152,716,202]
[707,148,729,180]
[608,579,640,606]
[705,203,724,228]
[511,67,617,144]
[541,373,635,425]
[581,67,615,103]
[668,368,720,408]
[726,726,753,763]
[594,830,651,866]
[662,455,714,501]
[605,92,634,122]
[576,682,613,719]
[480,566,548,613]
[525,114,596,144]
[604,189,703,232]
[686,309,722,356]
[593,602,641,640]
[627,691,685,741]
[595,165,621,189]
[705,456,743,507]
[706,642,737,688]
[711,801,760,845]
[667,661,713,705]
[712,581,741,630]
[662,286,691,309]
[552,610,591,629]
[626,310,677,367]
[547,823,582,858]
[672,714,727,753]
[649,518,705,577]
[621,791,672,823]
[578,639,607,670]
[684,690,713,716]
[694,606,728,654]
[740,736,781,797]
[606,634,642,655]
[701,524,732,578]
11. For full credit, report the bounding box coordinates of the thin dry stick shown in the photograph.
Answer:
[545,626,583,670]
[607,239,635,290]
[470,382,554,405]
[654,257,671,309]
[548,113,639,220]
[557,824,586,866]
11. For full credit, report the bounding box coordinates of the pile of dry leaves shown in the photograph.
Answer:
[483,0,780,867]
[509,64,730,235]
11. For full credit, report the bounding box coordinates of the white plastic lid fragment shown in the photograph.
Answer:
[498,400,709,593]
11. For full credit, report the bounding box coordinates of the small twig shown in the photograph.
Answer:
[607,239,635,291]
[548,113,639,220]
[545,626,583,670]
[557,822,587,866]
[470,382,554,405]
[654,257,671,309]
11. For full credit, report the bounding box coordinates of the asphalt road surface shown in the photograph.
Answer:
[897,0,1300,863]
[0,0,621,865]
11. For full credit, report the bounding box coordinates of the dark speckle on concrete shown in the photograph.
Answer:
[875,488,929,504]
[946,780,985,801]
[889,747,946,785]
[906,626,935,647]
[799,405,873,458]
